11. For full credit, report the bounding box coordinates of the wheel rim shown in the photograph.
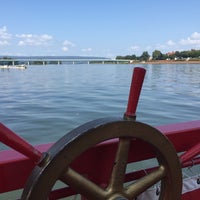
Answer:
[21,118,182,200]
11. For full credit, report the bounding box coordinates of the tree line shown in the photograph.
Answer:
[116,49,200,61]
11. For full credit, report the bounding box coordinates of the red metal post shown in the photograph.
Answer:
[0,123,42,164]
[124,67,146,119]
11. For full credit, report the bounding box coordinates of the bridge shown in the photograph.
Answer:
[0,58,132,66]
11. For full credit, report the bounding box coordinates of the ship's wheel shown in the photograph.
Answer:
[21,118,182,200]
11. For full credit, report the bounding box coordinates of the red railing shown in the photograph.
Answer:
[0,120,199,196]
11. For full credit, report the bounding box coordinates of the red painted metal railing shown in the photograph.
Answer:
[0,123,42,164]
[1,120,199,197]
[180,142,200,164]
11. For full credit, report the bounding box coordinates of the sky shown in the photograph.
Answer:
[0,0,200,58]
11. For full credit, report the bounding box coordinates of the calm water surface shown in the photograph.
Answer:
[0,64,200,148]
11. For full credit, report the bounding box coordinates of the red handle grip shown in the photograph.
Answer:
[124,67,146,119]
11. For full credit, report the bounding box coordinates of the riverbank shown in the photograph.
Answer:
[132,60,200,65]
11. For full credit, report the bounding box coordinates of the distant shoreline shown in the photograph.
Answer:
[132,60,200,65]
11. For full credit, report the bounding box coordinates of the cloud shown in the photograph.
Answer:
[167,40,176,46]
[132,32,200,56]
[82,48,92,52]
[191,32,200,39]
[130,45,140,51]
[145,46,152,51]
[0,26,12,39]
[62,40,75,51]
[63,40,75,47]
[0,40,10,46]
[127,45,141,55]
[62,46,69,51]
[155,43,166,50]
[179,32,200,46]
[16,33,53,46]
[0,26,12,46]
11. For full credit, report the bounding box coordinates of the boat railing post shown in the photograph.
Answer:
[0,123,42,164]
[180,142,200,164]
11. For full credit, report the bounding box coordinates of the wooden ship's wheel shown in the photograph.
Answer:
[21,118,182,200]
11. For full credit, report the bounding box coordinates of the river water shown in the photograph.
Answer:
[0,63,200,148]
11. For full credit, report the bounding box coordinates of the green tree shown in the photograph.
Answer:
[189,49,200,58]
[174,51,181,59]
[180,51,188,58]
[116,56,124,59]
[152,50,163,60]
[140,51,150,61]
[116,54,137,60]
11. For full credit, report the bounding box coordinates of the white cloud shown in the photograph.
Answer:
[131,32,200,56]
[63,40,75,47]
[191,32,200,40]
[155,43,166,50]
[16,33,53,46]
[167,40,176,46]
[145,46,152,51]
[0,40,10,46]
[62,46,69,51]
[82,48,92,52]
[62,40,75,51]
[179,32,200,46]
[128,45,141,55]
[0,26,12,46]
[0,26,12,39]
[40,34,52,41]
[130,45,140,51]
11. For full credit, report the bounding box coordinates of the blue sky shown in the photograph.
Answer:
[0,0,200,58]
